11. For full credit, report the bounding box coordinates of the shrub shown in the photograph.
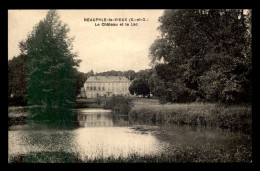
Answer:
[95,98,102,105]
[103,96,134,115]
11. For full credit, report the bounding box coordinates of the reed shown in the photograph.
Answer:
[9,142,251,163]
[129,101,251,134]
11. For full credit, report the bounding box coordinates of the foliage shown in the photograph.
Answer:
[103,96,134,114]
[129,78,150,97]
[129,102,251,134]
[76,72,85,95]
[95,97,102,105]
[8,55,27,105]
[129,69,152,97]
[76,70,94,95]
[95,70,136,81]
[23,10,81,121]
[26,10,79,106]
[149,9,252,103]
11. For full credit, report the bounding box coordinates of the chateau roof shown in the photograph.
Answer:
[85,76,131,83]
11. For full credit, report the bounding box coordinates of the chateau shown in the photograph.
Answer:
[83,76,131,98]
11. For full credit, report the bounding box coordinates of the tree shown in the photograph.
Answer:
[129,70,151,97]
[76,71,85,95]
[76,70,96,95]
[129,79,150,97]
[86,70,94,77]
[8,55,27,105]
[123,70,136,80]
[149,9,252,103]
[25,10,81,121]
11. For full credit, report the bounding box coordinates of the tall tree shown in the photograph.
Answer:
[25,10,80,121]
[149,9,251,103]
[94,70,136,80]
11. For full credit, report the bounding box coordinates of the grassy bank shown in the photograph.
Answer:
[129,99,252,134]
[9,142,251,163]
[84,144,250,163]
[75,97,252,134]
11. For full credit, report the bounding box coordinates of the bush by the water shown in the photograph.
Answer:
[129,103,251,134]
[103,96,134,114]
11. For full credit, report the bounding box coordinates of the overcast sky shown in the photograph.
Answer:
[8,9,164,73]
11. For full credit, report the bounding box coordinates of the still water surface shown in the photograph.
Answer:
[8,108,250,162]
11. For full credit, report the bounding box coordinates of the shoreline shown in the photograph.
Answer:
[8,98,252,134]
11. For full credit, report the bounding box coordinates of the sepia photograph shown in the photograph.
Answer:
[8,9,252,163]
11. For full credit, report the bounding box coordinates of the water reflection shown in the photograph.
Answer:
[74,127,165,159]
[74,109,165,159]
[77,109,113,127]
[8,108,251,163]
[8,109,166,162]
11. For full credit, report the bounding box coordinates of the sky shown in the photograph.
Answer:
[8,10,164,73]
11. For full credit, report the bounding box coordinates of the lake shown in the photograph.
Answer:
[8,108,252,163]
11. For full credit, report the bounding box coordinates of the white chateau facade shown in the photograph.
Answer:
[83,76,131,98]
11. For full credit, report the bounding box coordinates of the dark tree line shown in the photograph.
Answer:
[148,9,252,103]
[94,70,136,81]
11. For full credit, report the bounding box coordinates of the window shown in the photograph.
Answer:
[97,114,101,120]
[94,87,96,90]
[103,87,105,90]
[99,87,100,90]
[90,87,92,90]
